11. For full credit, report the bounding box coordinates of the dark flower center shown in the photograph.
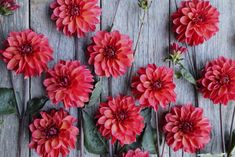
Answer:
[220,75,230,85]
[59,76,70,87]
[117,110,127,121]
[20,44,33,55]
[192,13,204,23]
[45,126,59,138]
[70,5,80,16]
[179,121,194,133]
[153,80,162,89]
[104,46,116,58]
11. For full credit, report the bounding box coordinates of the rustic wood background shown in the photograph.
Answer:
[0,0,235,157]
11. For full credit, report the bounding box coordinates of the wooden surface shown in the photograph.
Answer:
[0,0,235,157]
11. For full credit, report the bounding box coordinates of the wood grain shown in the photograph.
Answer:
[0,0,235,156]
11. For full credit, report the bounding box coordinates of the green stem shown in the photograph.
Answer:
[219,105,225,153]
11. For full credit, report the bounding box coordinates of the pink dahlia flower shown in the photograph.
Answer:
[172,0,219,46]
[0,29,53,78]
[122,148,149,157]
[170,42,187,55]
[0,0,19,15]
[87,30,134,78]
[131,64,176,111]
[198,56,235,105]
[50,0,101,37]
[44,60,94,108]
[164,104,211,153]
[96,96,144,146]
[29,109,79,157]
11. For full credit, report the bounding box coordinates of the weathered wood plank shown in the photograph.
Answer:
[30,0,76,157]
[0,0,30,156]
[168,0,197,157]
[195,0,235,155]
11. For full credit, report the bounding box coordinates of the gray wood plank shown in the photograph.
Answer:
[30,0,76,157]
[0,0,30,156]
[30,0,100,157]
[193,0,235,155]
[101,0,171,156]
[168,0,200,157]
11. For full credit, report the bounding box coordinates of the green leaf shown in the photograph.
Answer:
[27,97,48,115]
[141,108,157,154]
[0,88,17,115]
[83,110,108,154]
[0,7,13,16]
[228,130,235,157]
[174,71,182,79]
[87,81,102,107]
[141,124,157,154]
[180,68,196,85]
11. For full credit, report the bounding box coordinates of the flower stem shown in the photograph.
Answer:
[228,105,235,153]
[219,105,225,153]
[79,109,84,157]
[155,111,160,157]
[109,0,121,31]
[133,10,147,56]
[125,9,147,92]
[108,77,114,157]
[160,104,171,157]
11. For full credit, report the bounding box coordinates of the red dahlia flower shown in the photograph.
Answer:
[170,42,187,55]
[43,60,94,108]
[198,56,235,105]
[131,64,176,111]
[0,29,53,78]
[172,0,219,46]
[50,0,101,37]
[122,148,149,157]
[29,109,79,157]
[0,0,19,15]
[164,104,211,153]
[96,96,144,146]
[87,30,134,78]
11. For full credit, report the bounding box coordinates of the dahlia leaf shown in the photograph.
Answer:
[0,88,17,115]
[180,68,196,85]
[87,81,102,107]
[141,124,157,154]
[27,97,49,115]
[82,110,108,154]
[228,130,235,157]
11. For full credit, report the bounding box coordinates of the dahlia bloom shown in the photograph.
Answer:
[96,96,144,146]
[198,56,235,105]
[50,0,101,37]
[163,104,211,153]
[172,0,219,46]
[43,60,94,108]
[87,30,134,78]
[29,109,79,157]
[0,29,53,78]
[131,64,176,111]
[170,42,187,55]
[0,0,19,15]
[122,149,149,157]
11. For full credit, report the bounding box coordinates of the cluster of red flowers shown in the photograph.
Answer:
[1,0,228,156]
